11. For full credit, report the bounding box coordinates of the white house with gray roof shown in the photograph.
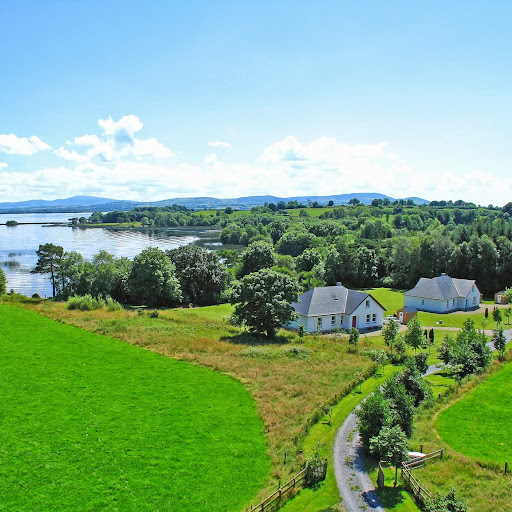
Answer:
[404,273,481,313]
[288,283,386,332]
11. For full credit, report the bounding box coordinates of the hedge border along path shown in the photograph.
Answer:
[435,359,512,465]
[0,305,269,511]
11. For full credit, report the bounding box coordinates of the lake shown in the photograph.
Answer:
[0,212,221,298]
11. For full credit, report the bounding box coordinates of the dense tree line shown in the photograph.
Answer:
[215,203,512,295]
[31,243,228,308]
[81,201,512,295]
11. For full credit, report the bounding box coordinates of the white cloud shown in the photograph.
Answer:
[73,134,101,146]
[55,115,174,163]
[0,162,7,170]
[0,134,51,155]
[208,140,232,148]
[98,115,143,136]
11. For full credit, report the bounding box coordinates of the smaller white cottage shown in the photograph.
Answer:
[289,283,385,332]
[404,273,481,313]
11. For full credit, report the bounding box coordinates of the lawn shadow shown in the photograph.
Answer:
[374,486,407,508]
[221,331,292,346]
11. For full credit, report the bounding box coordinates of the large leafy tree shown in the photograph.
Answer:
[31,243,64,297]
[167,245,227,305]
[231,268,299,338]
[356,390,392,452]
[236,241,276,278]
[127,248,182,307]
[369,425,409,485]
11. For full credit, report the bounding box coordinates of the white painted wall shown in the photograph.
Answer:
[405,287,480,313]
[288,296,384,332]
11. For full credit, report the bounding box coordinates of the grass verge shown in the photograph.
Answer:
[280,366,395,512]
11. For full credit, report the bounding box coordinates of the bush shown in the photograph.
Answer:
[67,295,105,311]
[413,352,429,374]
[148,309,159,318]
[279,345,311,359]
[105,296,123,311]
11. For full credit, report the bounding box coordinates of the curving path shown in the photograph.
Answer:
[333,329,512,512]
[334,404,385,511]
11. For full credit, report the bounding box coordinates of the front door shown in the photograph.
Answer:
[351,316,357,328]
[399,311,404,323]
[497,295,502,304]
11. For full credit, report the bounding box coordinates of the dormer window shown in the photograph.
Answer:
[365,300,370,308]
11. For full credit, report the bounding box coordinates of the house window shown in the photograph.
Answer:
[340,316,344,324]
[372,313,376,323]
[472,285,475,292]
[473,296,476,304]
[331,315,336,326]
[365,300,370,308]
[453,299,455,306]
[446,300,449,307]
[317,317,322,329]
[421,299,425,305]
[366,314,370,323]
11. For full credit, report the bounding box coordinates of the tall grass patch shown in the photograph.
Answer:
[0,305,269,511]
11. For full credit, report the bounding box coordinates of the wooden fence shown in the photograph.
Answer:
[248,461,327,512]
[400,450,443,505]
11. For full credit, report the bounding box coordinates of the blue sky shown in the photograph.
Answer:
[1,1,511,204]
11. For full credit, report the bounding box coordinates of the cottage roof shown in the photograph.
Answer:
[404,274,477,300]
[398,306,417,313]
[292,285,385,317]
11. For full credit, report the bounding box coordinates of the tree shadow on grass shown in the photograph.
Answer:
[364,457,407,508]
[221,331,292,345]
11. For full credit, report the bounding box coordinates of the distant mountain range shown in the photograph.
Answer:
[0,193,429,213]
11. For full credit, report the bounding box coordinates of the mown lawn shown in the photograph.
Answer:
[24,299,374,503]
[436,360,512,464]
[0,304,269,511]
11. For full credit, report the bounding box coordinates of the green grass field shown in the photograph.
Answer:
[436,361,512,464]
[0,304,269,511]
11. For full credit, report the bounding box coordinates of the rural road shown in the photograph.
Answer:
[334,405,385,512]
[333,327,512,512]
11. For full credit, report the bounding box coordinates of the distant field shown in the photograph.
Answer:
[436,361,512,464]
[0,305,269,511]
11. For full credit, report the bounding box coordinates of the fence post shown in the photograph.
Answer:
[440,449,444,459]
[420,444,423,452]
[505,461,508,474]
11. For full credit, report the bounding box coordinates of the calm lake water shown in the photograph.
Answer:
[0,212,221,298]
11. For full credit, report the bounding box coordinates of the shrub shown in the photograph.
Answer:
[67,295,105,311]
[105,296,123,311]
[148,309,159,318]
[279,345,311,359]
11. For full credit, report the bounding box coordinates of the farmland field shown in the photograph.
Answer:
[436,360,512,463]
[0,305,269,511]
